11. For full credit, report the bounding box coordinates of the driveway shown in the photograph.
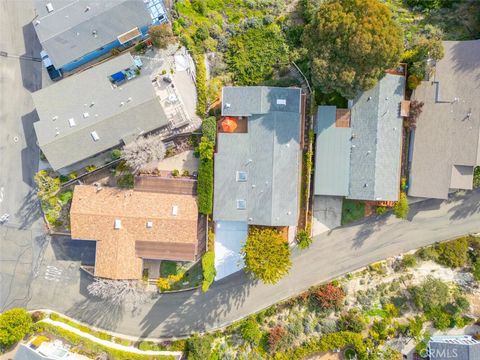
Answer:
[312,195,343,236]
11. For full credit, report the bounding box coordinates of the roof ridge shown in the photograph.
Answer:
[71,211,197,222]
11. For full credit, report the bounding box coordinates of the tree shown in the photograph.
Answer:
[0,308,32,350]
[394,192,409,220]
[122,135,166,173]
[201,251,216,292]
[242,228,292,284]
[240,317,262,345]
[436,237,469,268]
[187,334,213,360]
[87,279,148,309]
[149,24,175,49]
[313,283,346,311]
[303,0,403,99]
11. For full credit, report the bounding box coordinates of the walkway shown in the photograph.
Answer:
[41,318,182,359]
[26,189,480,338]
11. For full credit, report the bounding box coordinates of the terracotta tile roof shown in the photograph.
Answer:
[70,185,199,279]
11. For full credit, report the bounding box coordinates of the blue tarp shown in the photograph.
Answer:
[110,71,126,82]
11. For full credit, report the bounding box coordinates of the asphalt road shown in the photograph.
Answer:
[26,189,480,338]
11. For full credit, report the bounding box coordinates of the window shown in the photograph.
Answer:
[236,171,247,182]
[90,131,100,141]
[236,199,246,210]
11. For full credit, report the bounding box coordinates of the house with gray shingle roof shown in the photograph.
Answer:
[408,40,480,199]
[314,72,406,202]
[33,0,166,73]
[32,53,168,172]
[214,86,303,227]
[428,335,480,360]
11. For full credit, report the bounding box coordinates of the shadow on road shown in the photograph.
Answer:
[139,271,255,338]
[407,197,444,221]
[448,189,480,221]
[20,23,42,92]
[50,236,96,265]
[350,214,389,249]
[14,188,42,230]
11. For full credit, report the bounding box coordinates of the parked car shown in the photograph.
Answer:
[40,50,63,81]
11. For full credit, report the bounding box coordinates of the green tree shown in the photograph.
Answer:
[0,308,33,350]
[394,192,409,220]
[303,0,403,98]
[201,251,216,292]
[437,237,469,268]
[240,317,262,345]
[149,24,175,49]
[242,228,292,284]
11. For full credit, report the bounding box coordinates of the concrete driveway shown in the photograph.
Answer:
[312,195,343,235]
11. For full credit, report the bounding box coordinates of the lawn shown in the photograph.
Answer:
[341,199,365,225]
[160,261,177,277]
[159,261,203,291]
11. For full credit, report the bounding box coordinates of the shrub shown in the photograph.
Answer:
[242,228,291,284]
[171,169,180,177]
[407,74,421,90]
[139,341,160,351]
[197,158,213,214]
[201,251,216,292]
[85,165,96,172]
[473,260,480,281]
[134,42,146,52]
[202,116,217,144]
[268,325,286,353]
[313,283,345,311]
[111,149,122,160]
[58,190,73,205]
[409,277,450,311]
[30,311,45,323]
[394,192,409,219]
[436,237,469,268]
[182,170,190,177]
[187,334,213,360]
[240,317,262,345]
[0,308,33,350]
[375,206,387,215]
[401,254,417,269]
[337,309,366,333]
[117,173,134,189]
[296,230,312,249]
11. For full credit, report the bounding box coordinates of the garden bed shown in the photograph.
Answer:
[157,260,203,292]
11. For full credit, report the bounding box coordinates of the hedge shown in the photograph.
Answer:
[197,157,213,214]
[201,251,216,292]
[33,322,175,360]
[202,116,217,145]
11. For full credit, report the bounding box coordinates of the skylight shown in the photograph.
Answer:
[276,99,286,105]
[236,199,246,210]
[114,219,121,229]
[236,171,247,182]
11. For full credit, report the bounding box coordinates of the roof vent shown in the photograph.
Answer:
[68,118,76,127]
[248,217,253,222]
[120,101,125,106]
[146,221,153,228]
[92,30,97,37]
[225,103,231,108]
[55,127,60,136]
[34,20,40,25]
[127,97,132,102]
[46,2,54,13]
[367,96,372,101]
[236,171,247,182]
[90,101,95,107]
[114,219,121,229]
[91,131,100,141]
[364,183,369,187]
[83,112,89,118]
[287,211,292,215]
[52,115,58,121]
[171,205,178,216]
[85,6,91,12]
[236,199,246,210]
[276,99,287,106]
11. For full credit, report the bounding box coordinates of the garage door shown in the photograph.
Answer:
[214,221,247,280]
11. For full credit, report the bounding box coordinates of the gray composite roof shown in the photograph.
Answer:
[314,106,351,196]
[33,0,152,69]
[214,87,302,226]
[14,344,52,360]
[429,336,480,360]
[409,40,480,199]
[348,73,405,201]
[32,53,168,170]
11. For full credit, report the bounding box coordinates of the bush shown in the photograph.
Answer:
[201,251,216,292]
[473,261,480,281]
[337,309,366,333]
[171,169,180,177]
[375,206,387,215]
[0,308,33,350]
[240,317,262,345]
[202,116,217,144]
[436,237,469,268]
[312,283,345,311]
[68,171,78,180]
[268,325,287,353]
[117,173,134,189]
[139,341,160,351]
[394,192,409,219]
[85,165,96,172]
[409,277,450,311]
[111,149,122,160]
[187,334,213,360]
[401,254,417,269]
[296,230,312,249]
[149,24,175,49]
[182,170,190,177]
[30,311,45,323]
[407,74,421,90]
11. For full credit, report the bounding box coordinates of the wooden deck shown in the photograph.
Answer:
[335,109,351,128]
[134,176,197,195]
